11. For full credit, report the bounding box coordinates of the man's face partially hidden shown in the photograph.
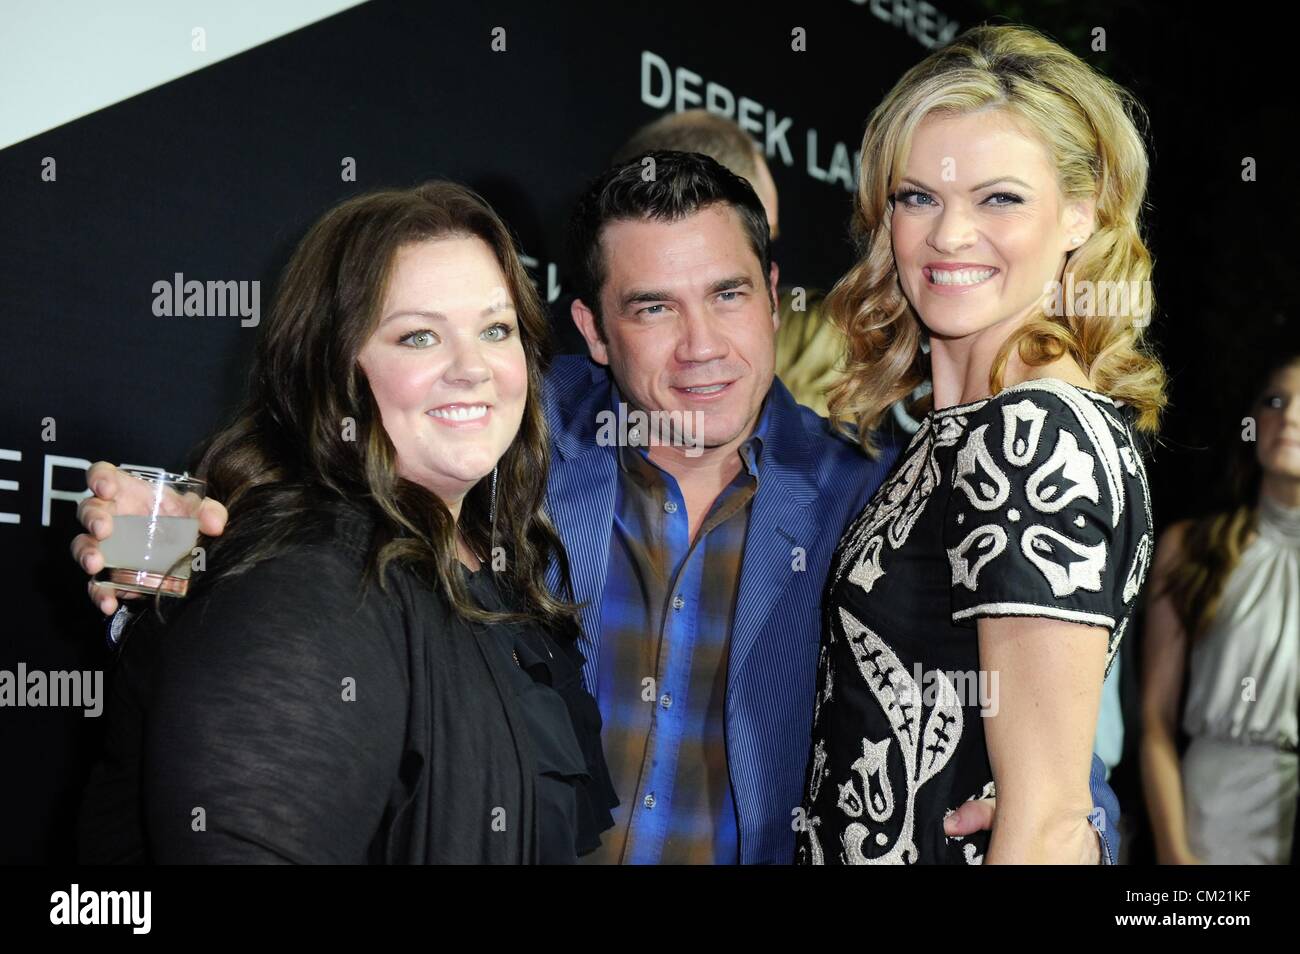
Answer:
[572,204,780,456]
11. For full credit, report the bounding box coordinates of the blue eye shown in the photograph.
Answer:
[717,290,743,302]
[893,189,933,208]
[639,304,666,316]
[483,322,515,342]
[891,189,1024,208]
[399,329,437,348]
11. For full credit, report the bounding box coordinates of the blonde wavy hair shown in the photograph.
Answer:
[827,23,1167,456]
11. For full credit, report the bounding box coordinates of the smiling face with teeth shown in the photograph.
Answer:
[890,108,1096,370]
[357,237,528,510]
[571,203,780,462]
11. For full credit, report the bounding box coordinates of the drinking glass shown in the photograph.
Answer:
[95,468,206,597]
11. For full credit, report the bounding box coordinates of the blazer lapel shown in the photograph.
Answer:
[546,449,616,691]
[728,383,820,686]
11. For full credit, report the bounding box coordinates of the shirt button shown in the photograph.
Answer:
[672,594,685,610]
[664,500,678,514]
[660,693,673,709]
[644,792,656,809]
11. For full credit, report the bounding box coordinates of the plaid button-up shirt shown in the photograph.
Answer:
[582,389,771,865]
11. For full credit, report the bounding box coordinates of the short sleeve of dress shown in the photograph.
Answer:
[942,382,1152,660]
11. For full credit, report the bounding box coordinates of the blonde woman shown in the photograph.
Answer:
[797,24,1165,864]
[1141,352,1300,865]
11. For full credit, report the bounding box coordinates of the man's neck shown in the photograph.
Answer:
[644,400,763,540]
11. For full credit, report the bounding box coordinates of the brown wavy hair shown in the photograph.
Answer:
[1154,352,1300,640]
[185,182,580,634]
[826,23,1167,457]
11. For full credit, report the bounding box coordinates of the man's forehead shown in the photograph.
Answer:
[600,206,760,282]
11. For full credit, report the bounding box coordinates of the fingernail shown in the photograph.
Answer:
[92,519,106,538]
[94,480,108,497]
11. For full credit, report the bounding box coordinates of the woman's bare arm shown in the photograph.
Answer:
[1139,520,1202,864]
[979,615,1107,864]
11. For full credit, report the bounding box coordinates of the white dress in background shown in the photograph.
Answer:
[1181,493,1300,864]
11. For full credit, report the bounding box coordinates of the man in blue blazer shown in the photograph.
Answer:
[542,350,894,863]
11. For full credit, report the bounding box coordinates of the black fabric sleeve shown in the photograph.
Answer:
[942,388,1146,636]
[141,542,409,863]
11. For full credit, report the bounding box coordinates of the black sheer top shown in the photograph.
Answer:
[76,502,617,864]
[462,564,618,861]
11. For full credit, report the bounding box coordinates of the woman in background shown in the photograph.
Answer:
[1142,352,1300,864]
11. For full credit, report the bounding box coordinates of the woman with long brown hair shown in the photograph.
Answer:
[1141,352,1300,864]
[74,182,617,863]
[796,23,1166,864]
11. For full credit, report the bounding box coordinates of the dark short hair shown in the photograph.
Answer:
[566,150,772,334]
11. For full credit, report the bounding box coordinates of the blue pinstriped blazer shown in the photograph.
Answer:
[541,354,900,864]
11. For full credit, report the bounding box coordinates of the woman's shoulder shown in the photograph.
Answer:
[280,496,381,559]
[173,498,404,645]
[942,376,1155,637]
[211,497,379,579]
[976,375,1129,421]
[958,376,1145,467]
[944,376,1152,536]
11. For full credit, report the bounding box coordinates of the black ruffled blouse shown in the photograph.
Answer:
[463,565,618,862]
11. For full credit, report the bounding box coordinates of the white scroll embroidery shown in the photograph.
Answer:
[1002,398,1048,466]
[1006,379,1127,527]
[933,413,968,448]
[834,427,929,584]
[1026,428,1101,513]
[1119,446,1138,476]
[837,417,951,596]
[835,607,963,865]
[847,534,886,593]
[853,737,895,823]
[1022,525,1108,596]
[953,424,1010,511]
[1122,533,1151,603]
[809,739,828,802]
[947,525,1009,591]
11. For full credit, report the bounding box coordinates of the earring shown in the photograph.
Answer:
[489,465,498,526]
[1071,235,1085,245]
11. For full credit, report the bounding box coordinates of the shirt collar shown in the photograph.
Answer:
[739,392,772,479]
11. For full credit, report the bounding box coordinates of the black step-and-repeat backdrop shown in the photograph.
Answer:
[1,0,1293,863]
